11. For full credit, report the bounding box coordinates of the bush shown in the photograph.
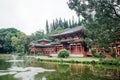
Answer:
[91,49,96,57]
[58,49,69,58]
[110,50,116,58]
[99,58,120,65]
[97,52,105,58]
[36,52,44,56]
[91,50,105,58]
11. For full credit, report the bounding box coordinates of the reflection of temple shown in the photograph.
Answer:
[29,26,91,57]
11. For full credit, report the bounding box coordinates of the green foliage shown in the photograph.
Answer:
[110,50,116,58]
[0,28,19,53]
[36,52,44,56]
[85,38,92,48]
[91,50,105,58]
[48,18,81,33]
[0,28,28,54]
[11,32,27,53]
[99,58,120,65]
[58,49,69,58]
[97,52,105,58]
[29,30,45,43]
[46,20,49,34]
[50,27,64,34]
[57,64,69,73]
[67,0,120,55]
[91,50,96,57]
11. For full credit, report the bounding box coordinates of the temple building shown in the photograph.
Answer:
[29,39,54,56]
[29,26,91,57]
[29,26,120,58]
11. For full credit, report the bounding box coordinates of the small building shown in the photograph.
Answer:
[29,39,54,56]
[29,26,91,57]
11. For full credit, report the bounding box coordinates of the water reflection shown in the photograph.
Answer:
[0,58,120,80]
[0,59,11,70]
[0,58,55,80]
[31,62,120,80]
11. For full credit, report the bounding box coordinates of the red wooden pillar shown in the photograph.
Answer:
[79,45,82,54]
[75,44,78,54]
[70,45,71,54]
[81,46,84,55]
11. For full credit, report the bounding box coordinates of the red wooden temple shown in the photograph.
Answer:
[29,26,120,58]
[29,26,91,57]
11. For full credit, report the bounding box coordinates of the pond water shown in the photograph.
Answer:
[0,56,120,80]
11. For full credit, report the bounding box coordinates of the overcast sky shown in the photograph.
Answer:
[0,0,78,35]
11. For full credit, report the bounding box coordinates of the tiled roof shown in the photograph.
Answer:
[50,26,83,37]
[32,42,60,47]
[33,43,51,47]
[37,38,51,42]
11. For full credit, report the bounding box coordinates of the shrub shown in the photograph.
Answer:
[91,50,105,58]
[91,49,97,57]
[58,49,69,58]
[99,58,120,65]
[97,52,105,58]
[110,50,116,58]
[36,52,44,56]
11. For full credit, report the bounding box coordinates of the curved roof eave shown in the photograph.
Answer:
[50,26,84,38]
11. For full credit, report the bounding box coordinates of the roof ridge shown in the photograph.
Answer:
[50,26,83,37]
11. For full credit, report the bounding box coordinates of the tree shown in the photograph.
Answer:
[69,19,72,28]
[67,0,120,53]
[45,20,49,34]
[63,19,69,29]
[11,32,27,53]
[0,28,19,53]
[29,30,45,43]
[34,30,45,40]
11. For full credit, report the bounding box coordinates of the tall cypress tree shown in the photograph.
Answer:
[45,20,49,34]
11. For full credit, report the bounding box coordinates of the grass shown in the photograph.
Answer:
[27,56,120,65]
[0,54,119,65]
[28,56,99,63]
[0,54,12,59]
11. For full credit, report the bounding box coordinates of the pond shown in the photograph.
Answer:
[0,56,120,80]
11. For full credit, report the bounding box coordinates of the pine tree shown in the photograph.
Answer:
[69,19,72,28]
[45,20,49,34]
[78,17,82,26]
[59,18,63,29]
[63,19,68,29]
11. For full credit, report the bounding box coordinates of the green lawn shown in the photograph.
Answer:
[0,54,12,59]
[27,56,99,63]
[27,56,120,65]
